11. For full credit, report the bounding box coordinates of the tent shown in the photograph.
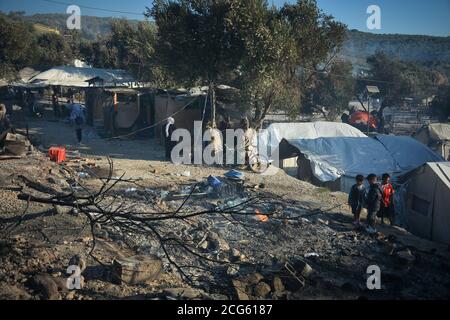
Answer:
[413,123,450,161]
[259,122,367,157]
[28,66,135,88]
[375,135,443,172]
[257,122,367,177]
[279,134,444,193]
[396,162,450,245]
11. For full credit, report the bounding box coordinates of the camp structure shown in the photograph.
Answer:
[396,162,450,245]
[258,122,368,177]
[413,123,450,161]
[276,131,443,192]
[85,88,154,137]
[27,66,136,88]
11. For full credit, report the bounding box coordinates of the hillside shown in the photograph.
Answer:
[16,13,450,68]
[21,13,139,40]
[342,30,450,69]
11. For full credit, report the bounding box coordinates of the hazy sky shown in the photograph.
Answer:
[0,0,449,36]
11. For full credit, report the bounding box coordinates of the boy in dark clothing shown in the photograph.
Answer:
[365,174,382,233]
[379,173,395,226]
[348,175,366,226]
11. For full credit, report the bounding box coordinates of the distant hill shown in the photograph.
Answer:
[342,30,450,69]
[18,14,450,67]
[21,13,140,40]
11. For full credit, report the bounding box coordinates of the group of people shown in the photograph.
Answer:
[162,115,254,165]
[348,173,395,234]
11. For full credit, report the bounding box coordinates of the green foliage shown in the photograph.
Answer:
[305,60,355,120]
[0,12,74,78]
[362,52,448,107]
[431,86,450,121]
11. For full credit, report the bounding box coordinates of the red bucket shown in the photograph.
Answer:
[48,147,66,164]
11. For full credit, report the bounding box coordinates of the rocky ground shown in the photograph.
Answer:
[0,106,450,300]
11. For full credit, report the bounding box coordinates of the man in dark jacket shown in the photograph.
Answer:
[365,174,382,233]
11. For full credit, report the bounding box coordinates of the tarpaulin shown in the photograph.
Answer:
[375,135,444,172]
[286,137,397,182]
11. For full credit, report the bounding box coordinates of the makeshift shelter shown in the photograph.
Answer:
[413,123,450,161]
[85,88,154,137]
[283,137,398,192]
[28,66,136,88]
[154,91,206,140]
[396,162,450,245]
[278,133,443,193]
[375,135,443,172]
[258,122,367,177]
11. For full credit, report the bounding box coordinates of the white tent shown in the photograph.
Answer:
[28,66,135,87]
[259,122,367,157]
[397,162,450,245]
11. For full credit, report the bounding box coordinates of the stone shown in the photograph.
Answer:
[0,284,32,300]
[232,279,250,300]
[112,255,162,285]
[273,276,285,293]
[253,282,271,298]
[163,287,207,300]
[243,273,264,285]
[207,232,230,252]
[29,274,60,300]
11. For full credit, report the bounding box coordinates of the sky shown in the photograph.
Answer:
[0,0,449,36]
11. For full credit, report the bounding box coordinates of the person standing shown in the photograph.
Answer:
[70,104,85,146]
[163,117,176,161]
[365,174,382,234]
[379,173,395,225]
[52,91,61,119]
[348,175,366,227]
[219,116,231,165]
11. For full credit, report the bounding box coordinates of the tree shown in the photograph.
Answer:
[364,52,442,108]
[431,86,450,121]
[0,13,35,80]
[148,0,245,127]
[236,0,347,126]
[305,60,355,120]
[36,32,71,68]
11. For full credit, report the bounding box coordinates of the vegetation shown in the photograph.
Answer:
[1,5,450,125]
[0,12,79,79]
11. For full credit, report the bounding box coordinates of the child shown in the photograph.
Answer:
[365,174,382,234]
[348,175,366,226]
[379,173,395,225]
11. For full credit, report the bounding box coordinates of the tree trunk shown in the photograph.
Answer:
[209,82,217,128]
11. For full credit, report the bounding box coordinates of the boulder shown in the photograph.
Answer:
[253,282,271,298]
[29,274,60,300]
[112,255,162,285]
[273,276,285,294]
[232,279,250,300]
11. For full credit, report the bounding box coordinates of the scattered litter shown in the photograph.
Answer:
[305,252,320,258]
[255,209,269,222]
[77,172,89,179]
[181,171,191,177]
[160,190,170,199]
[224,169,245,181]
[125,187,138,193]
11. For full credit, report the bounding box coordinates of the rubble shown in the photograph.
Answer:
[1,144,450,300]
